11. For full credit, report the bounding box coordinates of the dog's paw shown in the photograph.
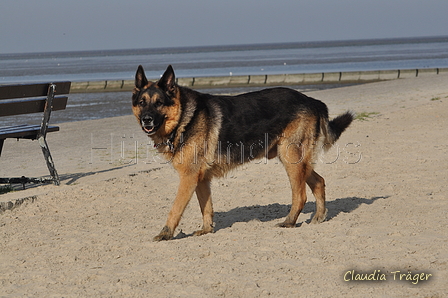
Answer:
[153,226,174,241]
[193,226,214,236]
[276,222,296,228]
[310,208,328,224]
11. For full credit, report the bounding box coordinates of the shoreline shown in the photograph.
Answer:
[69,67,448,93]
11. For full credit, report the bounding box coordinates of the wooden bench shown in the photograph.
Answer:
[0,82,71,187]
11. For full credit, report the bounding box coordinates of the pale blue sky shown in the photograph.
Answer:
[1,0,447,54]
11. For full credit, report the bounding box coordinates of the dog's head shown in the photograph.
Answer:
[132,65,180,137]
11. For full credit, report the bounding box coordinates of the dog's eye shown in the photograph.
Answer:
[154,100,163,108]
[139,100,145,107]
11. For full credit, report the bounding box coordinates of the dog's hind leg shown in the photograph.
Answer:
[277,145,311,228]
[154,173,199,241]
[307,170,328,224]
[193,178,214,236]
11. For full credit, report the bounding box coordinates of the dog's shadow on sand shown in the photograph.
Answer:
[213,196,389,232]
[175,196,389,239]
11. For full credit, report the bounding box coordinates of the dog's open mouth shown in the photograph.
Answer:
[142,125,156,135]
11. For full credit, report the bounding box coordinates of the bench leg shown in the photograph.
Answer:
[37,83,60,186]
[38,136,60,186]
[0,139,4,157]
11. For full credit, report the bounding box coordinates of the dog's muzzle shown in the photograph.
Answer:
[141,115,156,135]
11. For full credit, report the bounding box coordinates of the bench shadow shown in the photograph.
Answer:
[58,164,140,185]
[4,164,140,191]
[213,195,389,232]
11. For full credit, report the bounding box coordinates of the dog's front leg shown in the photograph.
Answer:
[154,173,199,241]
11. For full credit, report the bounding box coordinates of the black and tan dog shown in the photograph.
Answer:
[132,65,353,241]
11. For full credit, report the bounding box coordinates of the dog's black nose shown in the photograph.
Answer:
[142,115,153,123]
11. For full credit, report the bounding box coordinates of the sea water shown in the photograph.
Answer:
[1,36,448,84]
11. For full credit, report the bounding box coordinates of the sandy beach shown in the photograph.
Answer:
[1,74,447,297]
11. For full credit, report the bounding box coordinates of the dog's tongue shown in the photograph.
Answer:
[144,126,154,133]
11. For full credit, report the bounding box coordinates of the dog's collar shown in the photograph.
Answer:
[153,131,176,151]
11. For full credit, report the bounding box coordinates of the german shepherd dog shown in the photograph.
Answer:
[132,65,353,241]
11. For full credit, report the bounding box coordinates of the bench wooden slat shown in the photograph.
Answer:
[0,125,60,139]
[0,96,68,117]
[0,82,71,100]
[0,124,31,133]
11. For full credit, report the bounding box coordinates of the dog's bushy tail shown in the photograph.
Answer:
[321,111,354,151]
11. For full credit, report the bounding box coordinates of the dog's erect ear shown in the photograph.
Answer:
[135,65,148,89]
[157,65,176,94]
